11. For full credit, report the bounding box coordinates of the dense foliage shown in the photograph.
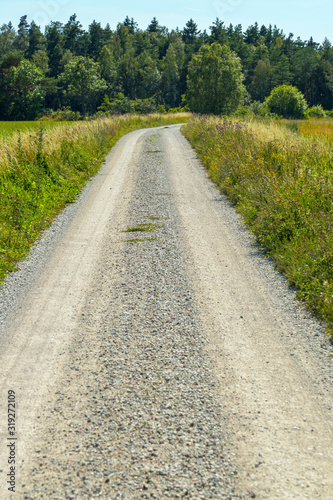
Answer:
[186,43,245,114]
[0,15,333,118]
[265,85,308,118]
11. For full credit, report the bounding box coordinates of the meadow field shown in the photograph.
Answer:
[183,116,333,335]
[281,118,333,141]
[0,120,74,137]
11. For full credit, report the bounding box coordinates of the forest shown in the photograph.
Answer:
[0,14,333,119]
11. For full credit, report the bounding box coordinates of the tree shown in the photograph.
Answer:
[14,16,29,53]
[60,56,107,114]
[270,37,291,87]
[182,19,200,45]
[123,16,138,35]
[292,45,318,105]
[186,43,245,114]
[5,60,45,119]
[209,18,228,45]
[118,48,138,98]
[45,22,63,76]
[251,59,272,101]
[136,52,160,99]
[265,85,308,118]
[244,23,260,45]
[0,23,16,56]
[98,45,117,90]
[311,59,333,109]
[88,20,104,59]
[32,50,49,74]
[26,21,45,60]
[160,45,179,107]
[63,14,83,55]
[147,18,160,33]
[271,54,291,87]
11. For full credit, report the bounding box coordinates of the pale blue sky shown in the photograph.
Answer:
[1,0,332,44]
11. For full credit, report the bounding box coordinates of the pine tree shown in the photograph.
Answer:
[26,21,45,60]
[0,23,16,56]
[182,19,200,45]
[147,18,160,33]
[63,14,83,55]
[45,22,64,77]
[14,15,29,53]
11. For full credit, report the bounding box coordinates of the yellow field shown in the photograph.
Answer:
[298,120,333,139]
[278,118,333,141]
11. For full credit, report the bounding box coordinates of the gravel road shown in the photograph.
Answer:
[0,124,332,499]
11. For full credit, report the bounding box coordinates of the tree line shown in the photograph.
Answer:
[0,14,332,119]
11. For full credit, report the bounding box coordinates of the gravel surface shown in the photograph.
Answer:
[0,125,332,499]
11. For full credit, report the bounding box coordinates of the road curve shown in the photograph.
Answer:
[0,124,332,499]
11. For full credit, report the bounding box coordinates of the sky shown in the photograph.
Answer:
[1,0,332,44]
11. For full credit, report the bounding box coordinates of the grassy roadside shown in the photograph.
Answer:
[0,113,190,283]
[182,115,333,337]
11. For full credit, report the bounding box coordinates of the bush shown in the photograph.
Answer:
[41,107,83,121]
[307,105,326,118]
[132,96,157,114]
[157,104,166,113]
[250,101,271,117]
[97,94,158,115]
[235,105,255,117]
[265,85,308,118]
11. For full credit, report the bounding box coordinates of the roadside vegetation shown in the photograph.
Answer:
[183,115,333,335]
[0,113,190,282]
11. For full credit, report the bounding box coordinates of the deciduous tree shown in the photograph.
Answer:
[60,56,107,114]
[186,42,245,114]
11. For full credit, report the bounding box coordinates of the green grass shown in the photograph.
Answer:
[125,237,158,242]
[0,121,74,137]
[183,115,333,337]
[124,223,162,233]
[0,113,190,283]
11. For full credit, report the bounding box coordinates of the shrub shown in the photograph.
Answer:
[41,107,83,121]
[97,94,158,115]
[235,105,254,117]
[307,105,326,118]
[250,100,271,117]
[265,85,308,118]
[157,104,167,113]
